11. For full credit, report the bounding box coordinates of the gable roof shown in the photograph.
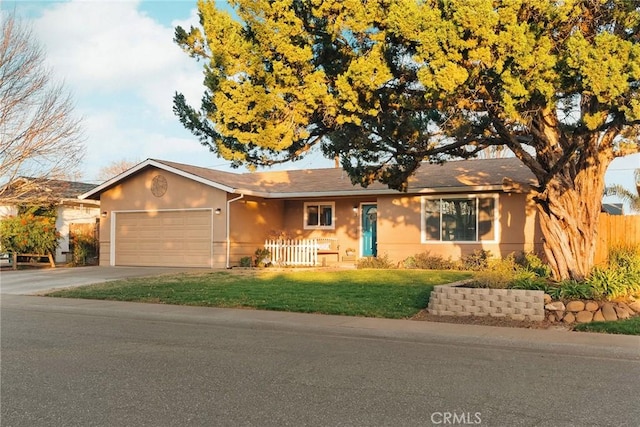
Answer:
[81,157,537,200]
[602,203,624,215]
[1,177,98,202]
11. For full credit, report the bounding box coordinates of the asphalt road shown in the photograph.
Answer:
[2,295,639,427]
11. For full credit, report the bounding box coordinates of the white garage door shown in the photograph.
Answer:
[114,210,212,267]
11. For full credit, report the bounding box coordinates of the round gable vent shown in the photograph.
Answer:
[151,175,168,197]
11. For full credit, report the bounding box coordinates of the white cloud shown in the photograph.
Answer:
[33,0,203,118]
[80,111,214,182]
[10,0,327,181]
[19,0,215,180]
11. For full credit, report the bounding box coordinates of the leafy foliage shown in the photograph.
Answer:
[175,1,640,185]
[510,245,640,300]
[514,252,552,278]
[554,280,597,300]
[473,254,537,289]
[17,204,57,218]
[403,251,457,270]
[513,279,563,300]
[356,254,396,269]
[175,1,640,281]
[460,249,493,271]
[71,233,98,266]
[587,266,640,301]
[0,214,59,255]
[585,245,640,300]
[254,248,271,267]
[608,244,640,273]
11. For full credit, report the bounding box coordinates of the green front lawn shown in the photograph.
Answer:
[45,269,471,319]
[573,316,640,335]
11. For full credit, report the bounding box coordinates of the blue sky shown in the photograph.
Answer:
[2,0,639,204]
[3,0,329,183]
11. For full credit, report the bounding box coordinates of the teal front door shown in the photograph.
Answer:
[361,204,377,257]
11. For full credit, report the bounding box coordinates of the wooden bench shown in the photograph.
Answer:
[316,238,339,265]
[9,252,55,269]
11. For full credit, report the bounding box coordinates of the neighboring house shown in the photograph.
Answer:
[601,203,624,215]
[80,157,544,269]
[0,178,100,264]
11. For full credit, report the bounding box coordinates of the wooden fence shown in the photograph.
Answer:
[265,239,319,266]
[595,213,640,265]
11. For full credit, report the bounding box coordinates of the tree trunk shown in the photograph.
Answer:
[533,157,610,281]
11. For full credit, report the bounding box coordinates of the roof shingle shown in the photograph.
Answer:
[154,157,536,196]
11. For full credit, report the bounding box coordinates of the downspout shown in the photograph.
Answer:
[226,194,244,268]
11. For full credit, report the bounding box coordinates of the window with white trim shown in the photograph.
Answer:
[304,202,335,229]
[422,195,497,242]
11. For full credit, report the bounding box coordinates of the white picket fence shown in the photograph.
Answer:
[264,239,319,266]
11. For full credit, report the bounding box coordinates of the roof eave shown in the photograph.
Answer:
[236,184,514,199]
[80,159,237,200]
[59,198,101,207]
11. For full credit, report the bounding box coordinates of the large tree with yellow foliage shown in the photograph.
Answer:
[174,0,640,280]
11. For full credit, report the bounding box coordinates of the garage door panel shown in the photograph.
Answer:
[115,210,212,267]
[161,230,188,239]
[183,230,209,239]
[185,242,211,251]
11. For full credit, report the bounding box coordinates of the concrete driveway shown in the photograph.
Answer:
[0,266,207,295]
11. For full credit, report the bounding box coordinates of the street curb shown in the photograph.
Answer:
[3,294,639,361]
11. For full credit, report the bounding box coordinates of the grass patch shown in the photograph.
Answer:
[573,317,640,335]
[45,269,471,319]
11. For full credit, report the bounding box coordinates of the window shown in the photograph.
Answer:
[422,195,497,242]
[304,202,335,229]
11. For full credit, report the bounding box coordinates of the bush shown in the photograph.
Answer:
[254,248,271,267]
[583,245,640,301]
[403,251,457,270]
[470,246,640,300]
[587,266,640,301]
[0,214,59,256]
[356,254,395,269]
[514,251,551,278]
[473,255,516,288]
[460,249,492,271]
[473,254,538,289]
[239,256,252,267]
[556,279,596,300]
[71,233,97,266]
[508,277,563,299]
[608,244,640,274]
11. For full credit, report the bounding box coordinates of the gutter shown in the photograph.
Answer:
[229,184,513,199]
[225,194,244,268]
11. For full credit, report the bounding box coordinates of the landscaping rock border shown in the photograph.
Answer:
[428,281,545,322]
[544,298,640,324]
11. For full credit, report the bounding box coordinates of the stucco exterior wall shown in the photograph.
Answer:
[95,165,543,268]
[275,192,541,265]
[280,198,369,258]
[377,192,543,264]
[227,196,285,264]
[99,167,230,268]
